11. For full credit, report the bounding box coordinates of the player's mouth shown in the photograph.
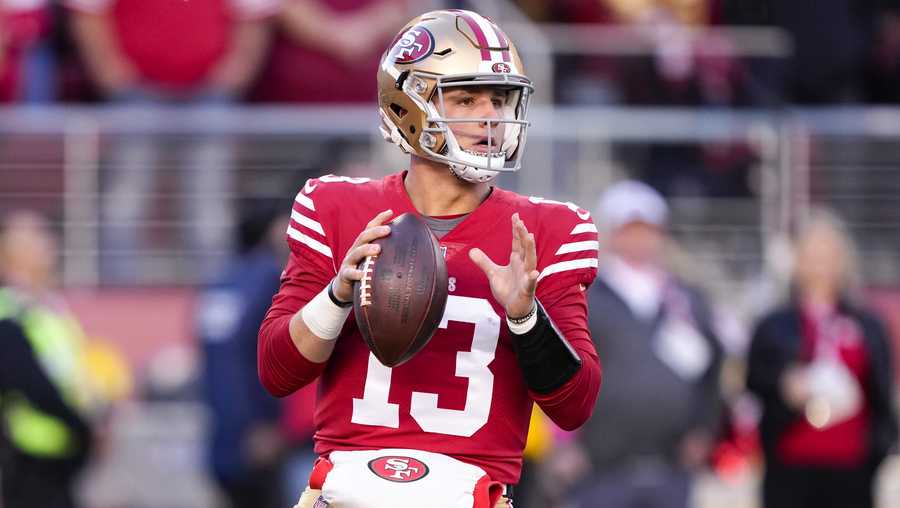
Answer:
[464,137,505,156]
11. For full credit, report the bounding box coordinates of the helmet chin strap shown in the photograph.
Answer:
[448,161,499,183]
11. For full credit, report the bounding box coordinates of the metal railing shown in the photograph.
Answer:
[1,105,898,312]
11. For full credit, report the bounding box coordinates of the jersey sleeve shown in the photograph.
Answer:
[532,199,598,291]
[529,281,601,430]
[258,179,337,397]
[528,199,601,430]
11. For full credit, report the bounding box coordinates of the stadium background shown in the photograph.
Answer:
[1,0,899,506]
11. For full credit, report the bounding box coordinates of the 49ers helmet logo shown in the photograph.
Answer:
[389,26,435,64]
[368,456,430,483]
[492,62,511,73]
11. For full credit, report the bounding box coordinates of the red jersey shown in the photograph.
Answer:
[259,172,601,484]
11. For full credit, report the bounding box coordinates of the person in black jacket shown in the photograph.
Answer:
[559,180,724,508]
[199,203,291,508]
[747,210,898,508]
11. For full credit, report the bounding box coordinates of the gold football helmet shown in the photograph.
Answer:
[378,9,534,183]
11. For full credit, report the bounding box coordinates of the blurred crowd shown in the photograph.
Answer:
[0,0,899,106]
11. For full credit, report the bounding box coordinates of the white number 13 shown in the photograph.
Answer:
[351,295,500,437]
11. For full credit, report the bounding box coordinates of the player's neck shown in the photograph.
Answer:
[405,157,491,217]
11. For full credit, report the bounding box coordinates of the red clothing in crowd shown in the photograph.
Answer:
[253,0,387,103]
[777,306,871,467]
[0,0,50,101]
[65,0,276,87]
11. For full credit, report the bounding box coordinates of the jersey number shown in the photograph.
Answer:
[351,295,500,437]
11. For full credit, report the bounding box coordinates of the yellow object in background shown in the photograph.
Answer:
[523,404,553,461]
[83,339,134,403]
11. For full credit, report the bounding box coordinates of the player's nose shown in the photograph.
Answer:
[476,97,502,122]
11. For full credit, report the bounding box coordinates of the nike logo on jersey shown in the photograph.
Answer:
[304,181,318,194]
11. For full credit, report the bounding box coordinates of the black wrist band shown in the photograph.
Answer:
[327,279,353,308]
[510,299,582,394]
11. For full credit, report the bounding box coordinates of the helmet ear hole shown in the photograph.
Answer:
[389,103,408,119]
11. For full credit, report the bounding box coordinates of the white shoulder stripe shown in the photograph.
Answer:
[570,223,598,235]
[291,210,325,236]
[295,192,315,211]
[555,241,599,256]
[538,258,598,282]
[287,225,332,258]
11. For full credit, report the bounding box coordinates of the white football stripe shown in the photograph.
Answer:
[287,225,332,258]
[555,241,599,256]
[294,192,315,211]
[538,258,598,282]
[570,223,598,235]
[291,210,325,236]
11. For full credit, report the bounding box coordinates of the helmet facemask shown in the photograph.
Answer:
[405,72,533,183]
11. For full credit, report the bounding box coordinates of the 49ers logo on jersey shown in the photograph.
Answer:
[389,26,435,64]
[367,456,430,482]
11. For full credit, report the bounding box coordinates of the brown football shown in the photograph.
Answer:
[352,213,448,367]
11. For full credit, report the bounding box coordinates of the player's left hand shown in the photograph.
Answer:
[469,212,538,319]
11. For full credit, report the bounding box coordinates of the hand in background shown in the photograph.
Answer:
[780,364,812,411]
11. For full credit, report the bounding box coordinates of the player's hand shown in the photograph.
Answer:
[469,212,539,319]
[332,209,393,303]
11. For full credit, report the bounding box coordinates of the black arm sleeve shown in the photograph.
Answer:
[510,299,582,394]
[0,319,92,440]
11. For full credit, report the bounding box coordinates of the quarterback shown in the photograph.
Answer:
[258,9,601,508]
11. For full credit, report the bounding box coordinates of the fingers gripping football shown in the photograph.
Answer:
[333,209,393,302]
[469,213,539,319]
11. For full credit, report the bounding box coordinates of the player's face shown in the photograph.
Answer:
[438,87,508,155]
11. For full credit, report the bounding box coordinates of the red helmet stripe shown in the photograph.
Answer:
[451,9,492,61]
[489,24,512,63]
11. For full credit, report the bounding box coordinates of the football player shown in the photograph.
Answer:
[258,9,601,508]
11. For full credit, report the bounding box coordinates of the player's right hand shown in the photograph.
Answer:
[332,209,394,303]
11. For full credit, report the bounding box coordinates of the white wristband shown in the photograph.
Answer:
[301,284,352,341]
[507,308,538,335]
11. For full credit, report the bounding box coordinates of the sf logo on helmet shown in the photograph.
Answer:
[492,62,511,73]
[390,27,435,64]
[368,456,430,483]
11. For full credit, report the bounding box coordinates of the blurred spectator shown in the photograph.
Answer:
[550,180,724,508]
[739,0,883,104]
[252,0,410,103]
[866,6,900,103]
[198,201,291,508]
[67,0,275,100]
[0,211,96,508]
[66,0,277,282]
[0,0,52,102]
[746,210,898,508]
